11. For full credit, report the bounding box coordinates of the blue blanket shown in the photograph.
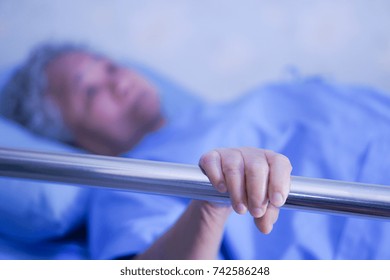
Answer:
[1,65,390,259]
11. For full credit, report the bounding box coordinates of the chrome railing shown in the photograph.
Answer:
[0,147,389,218]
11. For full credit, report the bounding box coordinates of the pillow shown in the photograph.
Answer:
[0,116,88,241]
[0,60,199,242]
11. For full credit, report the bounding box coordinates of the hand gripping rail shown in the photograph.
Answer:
[0,147,389,218]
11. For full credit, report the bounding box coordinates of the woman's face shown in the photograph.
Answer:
[45,51,165,155]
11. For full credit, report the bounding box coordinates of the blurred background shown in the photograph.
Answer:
[0,0,389,101]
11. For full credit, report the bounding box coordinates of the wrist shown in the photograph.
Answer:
[190,200,232,227]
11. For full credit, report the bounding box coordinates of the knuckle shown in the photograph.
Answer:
[275,153,289,163]
[277,154,293,171]
[269,152,292,169]
[245,161,268,177]
[222,152,243,171]
[223,164,242,176]
[199,150,219,166]
[222,157,243,176]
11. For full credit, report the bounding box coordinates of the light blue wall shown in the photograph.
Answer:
[1,0,389,100]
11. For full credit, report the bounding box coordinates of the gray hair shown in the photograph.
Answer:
[0,42,92,143]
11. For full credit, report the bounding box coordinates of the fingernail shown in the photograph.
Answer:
[217,183,227,192]
[235,203,247,214]
[251,207,264,218]
[271,192,284,207]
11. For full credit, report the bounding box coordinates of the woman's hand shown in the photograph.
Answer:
[199,147,292,234]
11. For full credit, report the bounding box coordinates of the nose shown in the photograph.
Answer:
[111,70,131,98]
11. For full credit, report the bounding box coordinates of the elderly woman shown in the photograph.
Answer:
[1,42,390,259]
[0,43,291,259]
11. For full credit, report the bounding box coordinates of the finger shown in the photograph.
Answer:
[241,147,269,218]
[265,150,292,207]
[254,203,280,234]
[219,148,248,214]
[199,150,226,192]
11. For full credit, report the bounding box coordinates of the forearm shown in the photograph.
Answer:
[134,200,231,260]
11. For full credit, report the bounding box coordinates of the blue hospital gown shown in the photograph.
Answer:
[88,74,390,260]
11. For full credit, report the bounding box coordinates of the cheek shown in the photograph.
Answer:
[51,94,84,130]
[89,98,135,135]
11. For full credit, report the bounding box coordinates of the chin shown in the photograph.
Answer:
[148,113,166,132]
[153,115,166,131]
[139,95,165,130]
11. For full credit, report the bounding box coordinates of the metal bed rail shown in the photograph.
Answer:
[0,147,389,218]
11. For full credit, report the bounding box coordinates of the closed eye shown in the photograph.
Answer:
[106,63,118,75]
[86,86,99,98]
[83,85,100,112]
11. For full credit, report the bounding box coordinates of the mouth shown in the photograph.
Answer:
[122,78,141,106]
[120,71,160,116]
